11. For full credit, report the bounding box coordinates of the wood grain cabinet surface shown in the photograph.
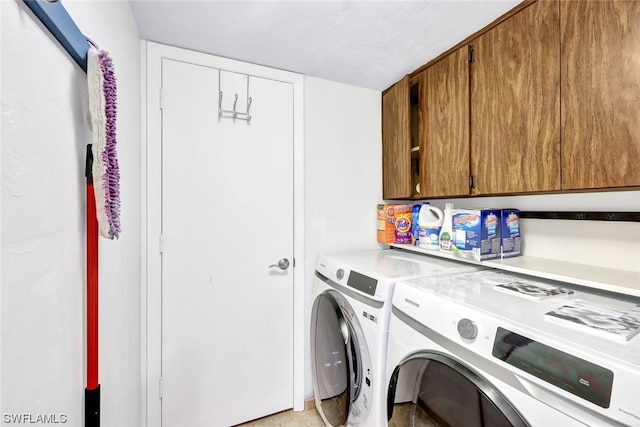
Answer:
[382,75,412,199]
[421,46,470,198]
[381,0,640,199]
[470,0,561,195]
[561,0,640,190]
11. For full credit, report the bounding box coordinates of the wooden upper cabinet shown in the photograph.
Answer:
[470,0,561,195]
[561,1,640,190]
[420,46,470,198]
[382,75,412,199]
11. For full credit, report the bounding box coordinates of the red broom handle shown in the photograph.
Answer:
[87,178,99,390]
[85,145,100,427]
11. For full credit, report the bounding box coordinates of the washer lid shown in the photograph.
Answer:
[318,249,477,280]
[396,270,640,364]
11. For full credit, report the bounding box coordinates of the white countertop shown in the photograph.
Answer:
[390,244,640,298]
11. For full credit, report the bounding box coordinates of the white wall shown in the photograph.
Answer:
[426,191,640,273]
[303,77,382,398]
[1,2,141,425]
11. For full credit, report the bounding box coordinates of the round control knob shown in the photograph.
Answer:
[457,318,477,340]
[336,269,345,280]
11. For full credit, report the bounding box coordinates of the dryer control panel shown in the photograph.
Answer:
[347,270,378,297]
[492,327,613,409]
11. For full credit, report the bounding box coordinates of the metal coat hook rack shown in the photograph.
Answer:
[218,74,252,123]
[218,92,252,123]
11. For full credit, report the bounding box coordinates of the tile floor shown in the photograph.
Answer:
[236,402,439,426]
[236,408,325,426]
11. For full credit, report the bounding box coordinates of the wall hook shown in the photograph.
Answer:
[219,91,251,123]
[218,72,252,124]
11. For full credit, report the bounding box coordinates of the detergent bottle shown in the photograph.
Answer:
[418,202,444,250]
[439,203,455,253]
[411,204,421,246]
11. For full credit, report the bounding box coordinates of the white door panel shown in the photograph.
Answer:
[161,58,294,427]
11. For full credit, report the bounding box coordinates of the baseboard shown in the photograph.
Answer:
[304,397,316,411]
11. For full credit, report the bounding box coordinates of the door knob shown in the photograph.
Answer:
[269,258,290,270]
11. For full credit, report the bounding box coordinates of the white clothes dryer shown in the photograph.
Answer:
[386,269,640,427]
[310,249,478,427]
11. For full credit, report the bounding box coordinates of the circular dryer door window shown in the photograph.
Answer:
[387,351,528,427]
[311,290,372,426]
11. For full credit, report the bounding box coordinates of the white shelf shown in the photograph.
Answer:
[390,244,484,265]
[390,244,640,298]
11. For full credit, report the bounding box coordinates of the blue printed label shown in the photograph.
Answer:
[485,213,498,235]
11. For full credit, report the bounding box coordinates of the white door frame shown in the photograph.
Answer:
[140,41,305,426]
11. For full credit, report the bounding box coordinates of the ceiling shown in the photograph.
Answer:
[130,0,521,91]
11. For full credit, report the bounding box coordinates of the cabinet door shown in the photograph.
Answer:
[470,0,560,195]
[561,1,640,190]
[382,75,412,199]
[420,46,470,197]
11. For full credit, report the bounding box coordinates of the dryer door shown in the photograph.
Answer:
[387,351,529,427]
[311,290,365,426]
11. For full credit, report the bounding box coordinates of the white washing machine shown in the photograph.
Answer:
[310,249,479,427]
[386,269,640,427]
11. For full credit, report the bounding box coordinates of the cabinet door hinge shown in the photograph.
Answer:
[159,88,164,110]
[159,234,164,254]
[468,49,475,64]
[159,378,164,400]
[469,175,476,189]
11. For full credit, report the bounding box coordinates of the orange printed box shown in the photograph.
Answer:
[377,204,396,244]
[377,204,413,244]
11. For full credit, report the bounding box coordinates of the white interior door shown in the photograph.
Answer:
[160,58,294,426]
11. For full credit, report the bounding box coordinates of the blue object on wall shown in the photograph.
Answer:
[23,0,89,72]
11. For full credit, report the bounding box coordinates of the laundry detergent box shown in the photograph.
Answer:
[392,204,414,244]
[377,204,413,244]
[501,209,521,258]
[377,204,395,244]
[452,209,501,261]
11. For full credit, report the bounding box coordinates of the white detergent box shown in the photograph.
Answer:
[452,209,501,261]
[501,209,521,258]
